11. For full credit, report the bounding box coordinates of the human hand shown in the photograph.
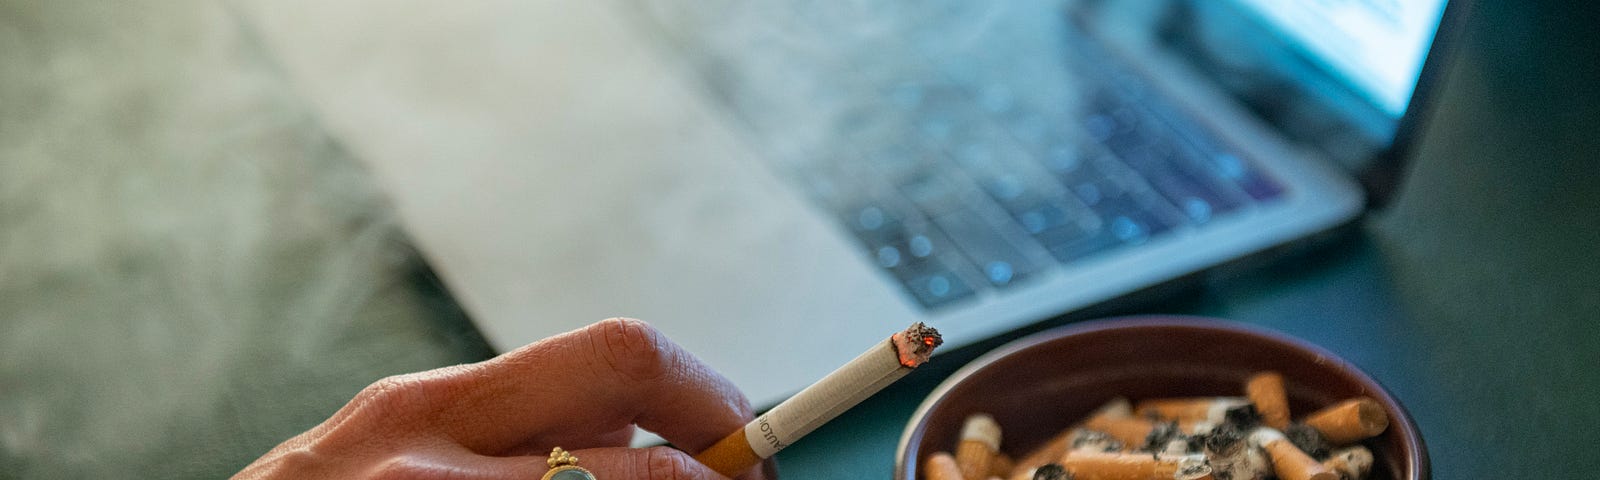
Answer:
[236,318,776,480]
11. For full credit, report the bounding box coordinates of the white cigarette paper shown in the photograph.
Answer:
[741,322,942,457]
[693,323,942,477]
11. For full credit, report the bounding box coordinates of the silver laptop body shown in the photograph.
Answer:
[235,0,1452,411]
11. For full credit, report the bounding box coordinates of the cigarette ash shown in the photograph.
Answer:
[922,373,1388,480]
[1197,422,1271,480]
[892,322,943,368]
[1032,463,1072,480]
[1224,404,1263,430]
[1286,422,1333,459]
[1135,404,1260,455]
[1069,429,1124,453]
[1140,421,1184,452]
[1176,460,1213,478]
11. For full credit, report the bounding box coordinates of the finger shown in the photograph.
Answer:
[381,318,755,456]
[466,447,733,480]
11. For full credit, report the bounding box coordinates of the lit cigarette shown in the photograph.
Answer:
[1245,372,1291,430]
[1250,428,1338,480]
[1301,397,1388,445]
[1134,397,1250,423]
[1058,451,1212,480]
[957,414,1002,480]
[692,322,943,477]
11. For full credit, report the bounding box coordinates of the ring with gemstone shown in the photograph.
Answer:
[541,447,596,480]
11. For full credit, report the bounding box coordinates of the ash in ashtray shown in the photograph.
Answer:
[920,371,1387,480]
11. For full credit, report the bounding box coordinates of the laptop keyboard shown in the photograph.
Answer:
[806,79,1282,309]
[627,1,1285,310]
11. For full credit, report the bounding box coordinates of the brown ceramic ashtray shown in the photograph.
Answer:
[896,316,1426,480]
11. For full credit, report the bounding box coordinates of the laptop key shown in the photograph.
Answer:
[1086,192,1182,240]
[1112,141,1243,224]
[842,199,921,249]
[1039,224,1123,264]
[929,208,1040,287]
[897,171,967,219]
[1009,199,1075,234]
[889,255,977,309]
[1135,94,1287,202]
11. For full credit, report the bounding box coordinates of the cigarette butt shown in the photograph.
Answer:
[990,452,1015,478]
[1028,463,1070,480]
[1082,416,1206,448]
[1007,468,1034,480]
[957,414,1002,480]
[1059,451,1188,480]
[1251,428,1339,480]
[1173,456,1216,480]
[1012,398,1131,477]
[924,451,968,480]
[1245,372,1291,430]
[1134,397,1249,422]
[1081,417,1154,449]
[1201,424,1270,480]
[1321,446,1374,480]
[693,323,942,477]
[1301,397,1388,445]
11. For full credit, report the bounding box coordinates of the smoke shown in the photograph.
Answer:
[0,1,478,477]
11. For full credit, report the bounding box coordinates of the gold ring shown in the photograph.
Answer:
[541,447,596,480]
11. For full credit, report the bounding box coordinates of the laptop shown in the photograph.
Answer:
[234,0,1460,410]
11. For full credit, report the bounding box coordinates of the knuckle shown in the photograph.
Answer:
[640,446,697,480]
[355,370,466,419]
[364,454,458,480]
[358,374,430,415]
[592,317,676,383]
[245,446,325,477]
[365,453,491,480]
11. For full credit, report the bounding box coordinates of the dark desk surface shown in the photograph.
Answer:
[778,227,1594,479]
[779,1,1600,476]
[4,0,1592,478]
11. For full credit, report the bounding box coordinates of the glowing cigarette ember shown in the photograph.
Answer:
[893,322,944,367]
[693,322,943,477]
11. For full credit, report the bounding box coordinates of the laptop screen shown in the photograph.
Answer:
[1227,0,1450,117]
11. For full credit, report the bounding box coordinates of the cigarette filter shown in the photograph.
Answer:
[923,451,966,480]
[957,414,1002,480]
[1250,428,1338,480]
[1301,397,1388,445]
[1134,397,1250,423]
[1013,398,1131,478]
[1082,416,1209,448]
[1245,372,1291,430]
[1059,451,1205,480]
[692,322,942,477]
[990,452,1015,478]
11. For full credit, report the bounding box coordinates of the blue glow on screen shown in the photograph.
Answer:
[1228,0,1449,116]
